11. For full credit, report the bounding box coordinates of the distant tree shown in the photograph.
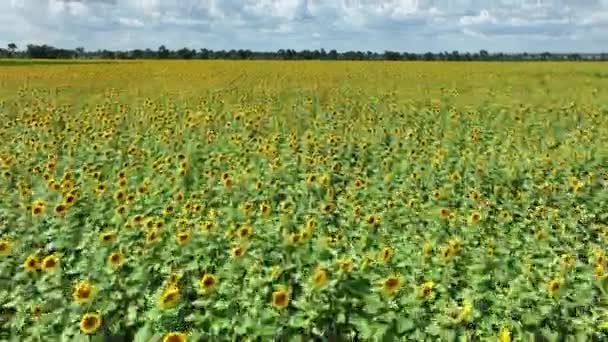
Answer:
[75,47,85,58]
[328,49,338,60]
[479,49,489,60]
[7,43,17,57]
[157,45,170,59]
[177,47,195,59]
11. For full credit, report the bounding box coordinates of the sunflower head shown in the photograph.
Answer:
[231,244,245,258]
[73,281,94,304]
[163,332,187,342]
[41,255,59,273]
[366,214,380,226]
[311,267,328,289]
[379,247,394,263]
[100,231,117,244]
[199,273,217,292]
[337,258,353,273]
[24,254,39,272]
[0,239,11,256]
[271,287,290,309]
[547,279,562,297]
[80,312,102,334]
[108,251,124,268]
[419,281,435,298]
[468,211,482,225]
[158,287,180,310]
[382,275,402,296]
[237,225,252,239]
[176,231,191,245]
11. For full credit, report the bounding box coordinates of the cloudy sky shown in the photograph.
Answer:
[1,0,607,53]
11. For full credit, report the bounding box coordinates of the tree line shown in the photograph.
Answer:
[1,43,607,61]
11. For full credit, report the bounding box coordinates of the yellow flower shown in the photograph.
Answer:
[311,267,328,289]
[108,251,124,268]
[158,287,180,310]
[73,281,94,304]
[24,254,39,272]
[337,258,353,273]
[419,281,434,298]
[379,247,393,263]
[231,244,245,258]
[366,214,380,227]
[0,239,11,256]
[236,225,252,239]
[468,211,482,225]
[41,254,59,273]
[163,332,187,342]
[547,279,562,297]
[100,231,117,244]
[199,273,218,292]
[176,231,191,245]
[499,325,511,342]
[381,275,402,296]
[271,287,290,309]
[80,312,102,334]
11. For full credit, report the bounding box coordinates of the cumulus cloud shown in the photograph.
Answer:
[0,0,607,52]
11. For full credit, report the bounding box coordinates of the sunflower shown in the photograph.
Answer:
[32,200,45,216]
[547,279,562,297]
[422,242,434,258]
[24,254,39,272]
[231,244,245,258]
[468,211,482,225]
[237,225,252,239]
[41,254,59,273]
[260,203,271,217]
[168,190,183,202]
[382,275,402,296]
[0,239,11,256]
[449,172,461,183]
[73,281,94,304]
[158,287,181,310]
[54,203,68,216]
[201,221,215,234]
[113,190,126,202]
[306,218,317,231]
[379,247,393,263]
[176,231,191,245]
[596,251,606,267]
[354,178,365,189]
[80,312,102,334]
[287,233,302,246]
[199,273,217,292]
[499,326,511,342]
[498,210,512,222]
[469,190,481,202]
[100,231,117,244]
[31,305,43,319]
[366,214,380,227]
[306,174,318,185]
[95,183,107,194]
[132,214,144,225]
[271,287,290,309]
[311,267,328,289]
[337,258,353,273]
[419,281,434,298]
[146,229,160,244]
[163,332,187,342]
[108,251,124,268]
[439,208,450,220]
[242,201,254,215]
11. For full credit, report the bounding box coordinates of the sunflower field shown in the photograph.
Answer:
[1,60,608,341]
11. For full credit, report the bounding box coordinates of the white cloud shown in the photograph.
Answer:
[0,0,606,52]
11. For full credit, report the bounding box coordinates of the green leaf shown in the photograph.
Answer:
[395,317,415,334]
[133,323,152,342]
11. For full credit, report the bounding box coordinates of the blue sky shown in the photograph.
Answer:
[2,0,608,53]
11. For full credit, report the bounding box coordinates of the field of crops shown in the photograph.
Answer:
[1,60,608,341]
